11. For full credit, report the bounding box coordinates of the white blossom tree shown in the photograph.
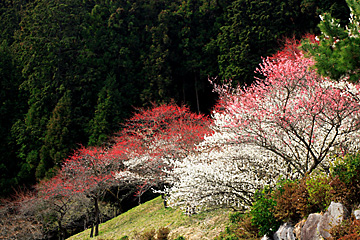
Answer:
[169,39,360,211]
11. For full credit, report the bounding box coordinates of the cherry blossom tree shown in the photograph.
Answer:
[169,39,360,211]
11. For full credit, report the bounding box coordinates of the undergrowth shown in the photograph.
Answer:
[217,152,360,239]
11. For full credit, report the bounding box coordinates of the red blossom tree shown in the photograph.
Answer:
[59,146,121,237]
[29,103,212,237]
[111,103,212,202]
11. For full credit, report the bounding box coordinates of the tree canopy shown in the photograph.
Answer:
[0,0,350,195]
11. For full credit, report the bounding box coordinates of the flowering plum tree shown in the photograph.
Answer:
[169,39,360,211]
[111,103,212,202]
[58,146,123,237]
[37,146,125,238]
[0,190,45,240]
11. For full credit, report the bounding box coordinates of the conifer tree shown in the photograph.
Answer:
[302,0,360,82]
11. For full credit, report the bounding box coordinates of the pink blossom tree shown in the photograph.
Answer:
[169,39,360,211]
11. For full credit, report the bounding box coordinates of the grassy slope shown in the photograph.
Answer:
[67,196,230,240]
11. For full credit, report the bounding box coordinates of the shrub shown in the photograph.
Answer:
[331,153,360,185]
[156,226,170,240]
[306,173,333,212]
[331,153,360,206]
[215,213,259,240]
[174,237,185,240]
[330,217,360,240]
[271,179,310,222]
[250,187,281,236]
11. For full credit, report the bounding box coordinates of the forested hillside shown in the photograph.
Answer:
[3,0,360,239]
[0,0,349,196]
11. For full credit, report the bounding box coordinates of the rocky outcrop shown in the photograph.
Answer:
[262,202,352,240]
[301,213,322,240]
[273,222,295,240]
[317,202,349,239]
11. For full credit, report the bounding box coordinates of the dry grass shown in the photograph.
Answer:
[67,197,230,240]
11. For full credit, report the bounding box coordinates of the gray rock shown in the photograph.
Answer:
[301,213,322,240]
[354,210,360,220]
[317,202,349,239]
[294,219,306,240]
[273,222,295,240]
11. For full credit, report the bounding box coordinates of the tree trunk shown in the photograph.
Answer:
[94,196,100,237]
[90,224,94,238]
[161,193,167,208]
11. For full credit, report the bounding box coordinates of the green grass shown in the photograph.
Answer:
[67,197,230,240]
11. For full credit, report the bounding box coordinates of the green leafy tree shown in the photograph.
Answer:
[88,74,124,146]
[302,0,360,82]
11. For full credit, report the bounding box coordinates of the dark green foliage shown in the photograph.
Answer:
[250,187,281,236]
[216,0,349,86]
[0,40,26,195]
[0,0,351,196]
[302,0,360,82]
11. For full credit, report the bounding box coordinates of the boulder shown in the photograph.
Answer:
[301,213,322,240]
[354,210,360,220]
[317,202,349,239]
[273,222,295,240]
[294,219,306,239]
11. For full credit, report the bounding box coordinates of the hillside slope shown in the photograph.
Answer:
[67,196,230,240]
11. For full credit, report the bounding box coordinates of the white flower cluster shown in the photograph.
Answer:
[168,52,360,212]
[168,142,285,211]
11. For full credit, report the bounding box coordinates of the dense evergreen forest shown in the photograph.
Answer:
[0,0,350,196]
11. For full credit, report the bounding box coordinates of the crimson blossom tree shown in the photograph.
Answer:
[37,146,125,238]
[58,146,125,237]
[111,103,212,203]
[169,39,360,212]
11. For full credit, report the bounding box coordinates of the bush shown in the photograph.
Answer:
[331,153,360,206]
[174,237,185,240]
[215,213,259,240]
[250,187,281,236]
[271,178,310,222]
[156,226,170,240]
[306,173,333,211]
[330,217,360,240]
[331,153,360,185]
